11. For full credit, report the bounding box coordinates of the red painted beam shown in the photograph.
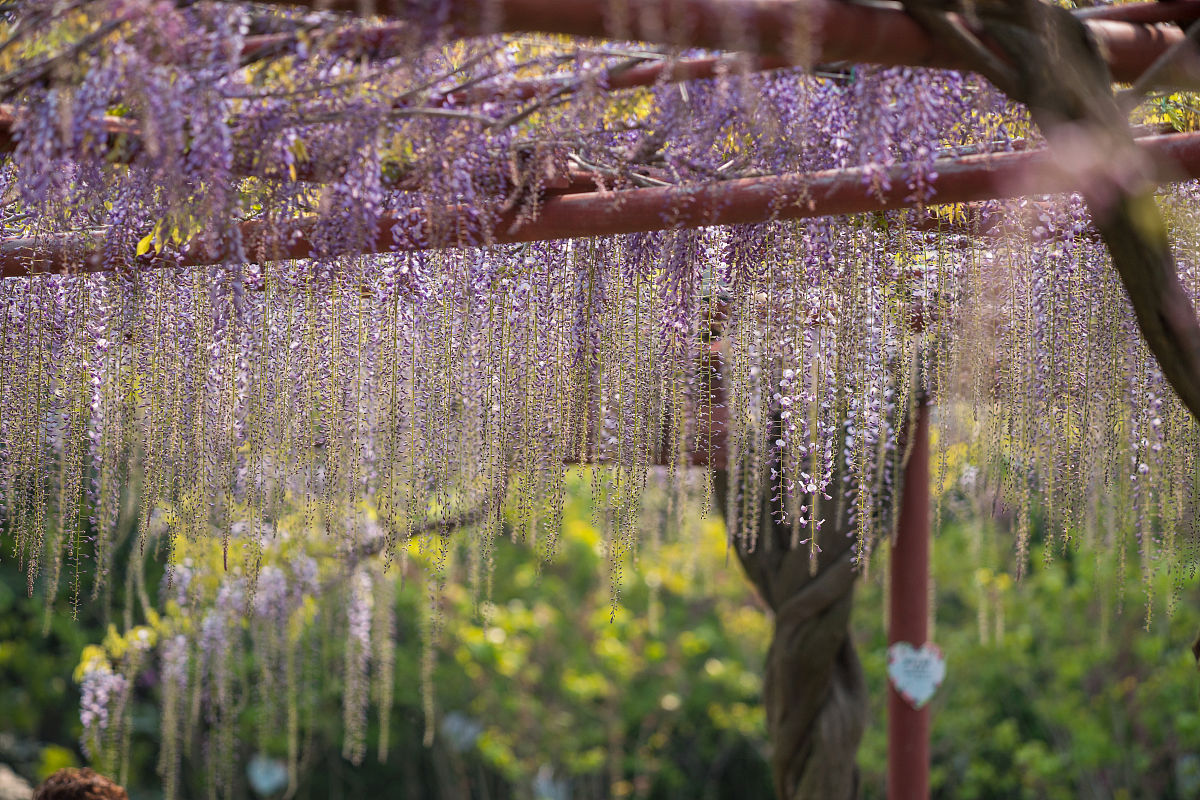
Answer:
[1075,1,1200,26]
[888,399,932,800]
[1093,17,1200,85]
[0,57,790,187]
[257,0,1200,85]
[5,131,1200,277]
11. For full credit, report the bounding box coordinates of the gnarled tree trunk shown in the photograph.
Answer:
[714,470,868,800]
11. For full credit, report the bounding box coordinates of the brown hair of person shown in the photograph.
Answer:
[33,769,129,800]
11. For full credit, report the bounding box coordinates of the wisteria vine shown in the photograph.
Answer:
[0,1,1198,795]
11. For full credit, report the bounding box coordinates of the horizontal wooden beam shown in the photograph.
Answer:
[6,132,1200,277]
[256,0,1200,86]
[6,3,1196,197]
[1074,1,1200,26]
[0,53,788,188]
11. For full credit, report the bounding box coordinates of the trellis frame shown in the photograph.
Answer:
[7,4,1200,797]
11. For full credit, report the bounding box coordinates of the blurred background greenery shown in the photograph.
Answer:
[2,467,1199,799]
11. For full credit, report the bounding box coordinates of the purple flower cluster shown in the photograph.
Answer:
[1,3,1197,787]
[80,667,128,759]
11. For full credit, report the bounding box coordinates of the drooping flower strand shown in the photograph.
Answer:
[4,11,1200,785]
[8,206,1200,595]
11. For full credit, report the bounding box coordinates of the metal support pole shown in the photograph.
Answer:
[888,399,931,800]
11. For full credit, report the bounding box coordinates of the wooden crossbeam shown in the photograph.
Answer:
[6,131,1200,277]
[257,0,1200,86]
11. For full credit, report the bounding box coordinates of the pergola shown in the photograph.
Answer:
[7,0,1200,268]
[8,0,1200,417]
[6,2,1200,797]
[8,1,1200,280]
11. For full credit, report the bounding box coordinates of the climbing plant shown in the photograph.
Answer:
[2,1,1200,797]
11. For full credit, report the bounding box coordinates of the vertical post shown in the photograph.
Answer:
[888,399,931,800]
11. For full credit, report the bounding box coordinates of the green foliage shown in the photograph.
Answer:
[2,473,774,799]
[435,476,772,798]
[856,516,1200,799]
[5,469,1200,798]
[0,563,85,771]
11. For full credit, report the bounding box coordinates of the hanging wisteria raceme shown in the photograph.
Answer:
[3,1,1200,794]
[28,194,1200,793]
[1,225,930,591]
[0,3,1026,592]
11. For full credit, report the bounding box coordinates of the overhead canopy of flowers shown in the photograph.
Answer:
[4,0,1200,589]
[3,0,1200,790]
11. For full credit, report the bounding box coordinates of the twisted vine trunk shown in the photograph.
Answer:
[898,0,1200,423]
[714,471,867,800]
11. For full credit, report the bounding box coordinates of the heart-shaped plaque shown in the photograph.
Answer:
[887,642,945,709]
